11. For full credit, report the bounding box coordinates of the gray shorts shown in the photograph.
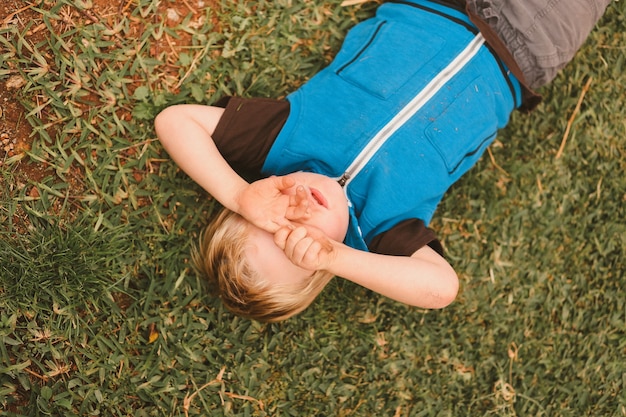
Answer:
[466,0,612,88]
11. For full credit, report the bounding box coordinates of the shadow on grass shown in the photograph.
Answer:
[0,215,130,313]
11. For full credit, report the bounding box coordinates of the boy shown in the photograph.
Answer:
[155,0,611,322]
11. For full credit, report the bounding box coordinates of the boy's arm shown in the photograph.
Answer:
[155,104,301,232]
[332,243,459,309]
[274,226,459,309]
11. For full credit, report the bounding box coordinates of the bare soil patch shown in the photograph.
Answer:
[1,0,218,182]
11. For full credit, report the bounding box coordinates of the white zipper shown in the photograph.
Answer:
[337,33,486,189]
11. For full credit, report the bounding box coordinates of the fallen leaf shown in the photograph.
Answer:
[6,75,26,89]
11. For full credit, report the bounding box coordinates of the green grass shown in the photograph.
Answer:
[1,0,625,415]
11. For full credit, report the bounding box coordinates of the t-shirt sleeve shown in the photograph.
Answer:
[211,96,290,182]
[368,218,444,257]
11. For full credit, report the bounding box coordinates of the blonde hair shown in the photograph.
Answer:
[192,208,334,322]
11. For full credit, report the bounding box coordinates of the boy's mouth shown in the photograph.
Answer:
[310,187,328,208]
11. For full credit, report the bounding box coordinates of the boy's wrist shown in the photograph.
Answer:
[321,240,349,274]
[231,183,250,216]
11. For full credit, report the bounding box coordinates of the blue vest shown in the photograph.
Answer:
[262,0,520,251]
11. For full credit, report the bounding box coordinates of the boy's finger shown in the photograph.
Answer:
[274,175,295,190]
[273,227,292,249]
[287,186,310,220]
[298,224,334,252]
[289,186,306,207]
[302,241,324,266]
[291,236,315,265]
[283,227,308,258]
[264,214,293,233]
[286,205,310,220]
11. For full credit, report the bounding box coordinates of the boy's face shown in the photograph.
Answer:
[280,171,350,241]
[246,172,350,286]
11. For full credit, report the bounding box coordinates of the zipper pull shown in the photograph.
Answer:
[337,173,350,187]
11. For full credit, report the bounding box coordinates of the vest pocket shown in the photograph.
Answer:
[425,76,498,176]
[335,19,445,100]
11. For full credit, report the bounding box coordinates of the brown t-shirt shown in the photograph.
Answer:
[211,96,444,258]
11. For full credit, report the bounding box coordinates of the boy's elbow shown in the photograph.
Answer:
[154,106,175,142]
[432,266,459,308]
[155,105,192,145]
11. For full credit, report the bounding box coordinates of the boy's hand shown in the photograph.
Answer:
[273,225,336,271]
[236,176,309,233]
